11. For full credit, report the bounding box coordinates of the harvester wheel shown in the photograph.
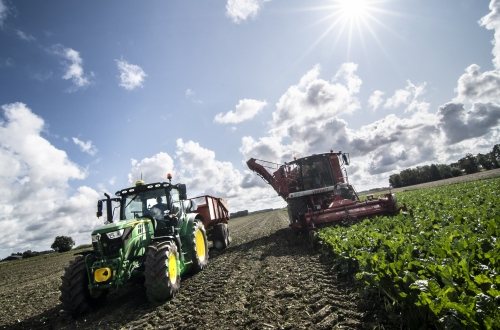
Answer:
[213,223,229,250]
[190,220,209,272]
[144,241,181,303]
[59,255,107,316]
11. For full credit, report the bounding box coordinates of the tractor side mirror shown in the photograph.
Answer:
[177,184,187,200]
[97,200,103,218]
[342,153,350,166]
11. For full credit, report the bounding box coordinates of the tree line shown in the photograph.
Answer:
[2,236,77,262]
[389,144,499,188]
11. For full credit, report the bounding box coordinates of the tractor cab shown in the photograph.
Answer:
[288,154,336,191]
[119,184,180,220]
[113,181,191,236]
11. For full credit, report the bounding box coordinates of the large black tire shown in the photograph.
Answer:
[212,223,229,250]
[59,255,107,317]
[144,241,181,303]
[190,220,209,272]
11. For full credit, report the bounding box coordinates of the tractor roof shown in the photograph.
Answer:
[288,152,338,165]
[115,181,172,197]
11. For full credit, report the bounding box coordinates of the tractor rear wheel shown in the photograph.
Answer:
[144,241,180,303]
[59,255,107,316]
[213,223,230,250]
[190,220,209,272]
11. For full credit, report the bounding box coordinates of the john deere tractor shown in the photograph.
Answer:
[60,179,210,316]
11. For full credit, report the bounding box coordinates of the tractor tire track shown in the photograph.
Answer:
[2,209,374,329]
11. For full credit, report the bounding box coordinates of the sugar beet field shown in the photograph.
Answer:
[0,176,498,329]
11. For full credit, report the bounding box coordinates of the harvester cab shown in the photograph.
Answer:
[60,178,230,316]
[247,151,400,231]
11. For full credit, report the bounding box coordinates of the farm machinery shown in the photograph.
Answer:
[247,151,400,231]
[60,177,230,316]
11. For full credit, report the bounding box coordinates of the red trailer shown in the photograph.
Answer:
[190,195,231,249]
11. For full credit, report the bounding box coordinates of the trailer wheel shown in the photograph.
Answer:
[144,241,180,303]
[190,220,209,272]
[213,223,229,250]
[60,255,107,316]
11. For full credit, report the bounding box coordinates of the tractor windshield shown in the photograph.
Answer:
[121,188,172,220]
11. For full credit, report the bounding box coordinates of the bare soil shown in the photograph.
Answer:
[0,210,387,329]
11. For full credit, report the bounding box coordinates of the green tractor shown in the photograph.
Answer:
[60,179,230,316]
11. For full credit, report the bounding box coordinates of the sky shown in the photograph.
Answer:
[0,0,499,257]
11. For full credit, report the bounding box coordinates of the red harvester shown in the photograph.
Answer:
[247,151,400,231]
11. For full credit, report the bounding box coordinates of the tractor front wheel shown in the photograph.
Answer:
[144,241,181,303]
[59,255,107,316]
[190,220,209,272]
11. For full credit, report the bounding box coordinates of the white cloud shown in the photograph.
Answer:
[438,102,500,144]
[214,98,267,124]
[0,103,99,258]
[226,0,269,24]
[72,137,98,156]
[0,0,8,27]
[175,139,243,198]
[16,29,35,42]
[52,45,91,89]
[116,59,147,90]
[0,57,13,68]
[453,0,500,103]
[455,64,500,103]
[185,88,203,104]
[270,63,361,140]
[368,90,384,111]
[240,64,364,165]
[128,152,174,184]
[480,0,500,68]
[384,80,429,113]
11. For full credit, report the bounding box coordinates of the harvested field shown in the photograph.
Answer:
[0,210,385,329]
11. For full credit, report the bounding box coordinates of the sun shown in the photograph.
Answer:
[298,0,396,60]
[337,0,372,21]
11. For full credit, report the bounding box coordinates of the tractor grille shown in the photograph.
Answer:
[95,235,122,258]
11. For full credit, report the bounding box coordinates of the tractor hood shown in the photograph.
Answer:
[91,218,150,236]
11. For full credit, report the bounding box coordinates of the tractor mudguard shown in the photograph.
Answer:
[152,235,180,253]
[183,213,204,236]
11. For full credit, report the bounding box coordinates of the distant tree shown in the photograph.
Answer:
[429,164,441,181]
[458,153,479,174]
[437,164,453,179]
[400,168,418,186]
[389,174,402,188]
[476,153,495,170]
[491,144,500,168]
[51,236,75,252]
[417,165,432,183]
[22,250,40,259]
[450,167,462,177]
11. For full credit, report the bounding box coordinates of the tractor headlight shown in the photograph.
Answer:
[106,229,124,240]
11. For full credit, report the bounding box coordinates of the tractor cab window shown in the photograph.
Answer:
[170,189,182,217]
[299,157,334,190]
[123,194,144,219]
[121,189,171,220]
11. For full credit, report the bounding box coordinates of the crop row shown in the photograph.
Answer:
[319,177,499,329]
